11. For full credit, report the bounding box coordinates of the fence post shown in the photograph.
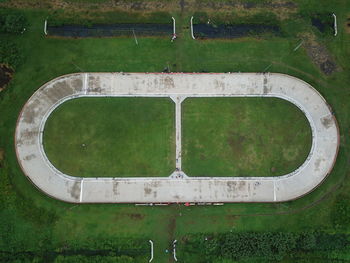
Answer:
[332,13,337,36]
[190,16,195,39]
[44,20,48,35]
[149,240,154,262]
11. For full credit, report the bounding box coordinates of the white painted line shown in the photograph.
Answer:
[333,13,337,36]
[175,96,182,170]
[172,17,176,35]
[273,180,276,202]
[80,179,84,202]
[149,240,154,262]
[190,16,195,39]
[171,17,177,42]
[84,73,88,95]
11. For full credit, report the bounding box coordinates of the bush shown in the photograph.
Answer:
[183,231,350,261]
[0,10,27,33]
[330,194,350,230]
[54,255,135,263]
[0,40,23,69]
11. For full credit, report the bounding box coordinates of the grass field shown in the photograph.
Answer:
[0,0,350,262]
[182,97,312,177]
[44,97,175,177]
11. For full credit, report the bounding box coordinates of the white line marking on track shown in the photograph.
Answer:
[84,73,88,95]
[80,179,84,202]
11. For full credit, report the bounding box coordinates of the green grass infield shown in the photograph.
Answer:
[182,97,312,177]
[43,97,175,177]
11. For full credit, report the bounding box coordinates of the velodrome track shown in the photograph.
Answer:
[15,73,339,203]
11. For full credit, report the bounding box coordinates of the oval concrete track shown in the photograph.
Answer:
[15,73,339,203]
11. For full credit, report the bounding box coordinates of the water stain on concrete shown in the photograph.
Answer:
[24,154,36,161]
[21,129,39,144]
[321,115,333,129]
[238,181,246,191]
[227,181,237,193]
[69,181,81,200]
[88,75,102,92]
[144,187,152,195]
[314,158,324,172]
[160,76,175,90]
[263,76,271,94]
[112,181,119,195]
[22,105,35,124]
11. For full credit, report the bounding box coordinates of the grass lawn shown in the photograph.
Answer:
[182,97,312,177]
[43,97,175,177]
[0,1,350,262]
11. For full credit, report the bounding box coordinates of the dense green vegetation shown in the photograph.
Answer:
[0,40,22,69]
[182,97,311,177]
[43,97,175,177]
[0,0,349,262]
[1,236,148,262]
[0,10,26,69]
[48,10,172,26]
[181,231,350,261]
[0,9,27,33]
[193,11,280,27]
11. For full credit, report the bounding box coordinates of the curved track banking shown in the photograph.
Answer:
[15,73,339,203]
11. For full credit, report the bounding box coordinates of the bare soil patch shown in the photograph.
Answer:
[0,64,13,92]
[300,33,339,75]
[0,148,4,167]
[0,0,178,13]
[346,17,350,34]
[0,0,296,19]
[227,132,246,157]
[127,213,145,220]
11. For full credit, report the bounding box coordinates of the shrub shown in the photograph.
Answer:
[0,40,23,69]
[330,194,350,230]
[0,10,27,33]
[183,231,350,261]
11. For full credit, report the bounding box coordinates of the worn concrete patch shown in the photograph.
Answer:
[68,181,81,200]
[321,115,334,129]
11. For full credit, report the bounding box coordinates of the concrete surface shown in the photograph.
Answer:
[15,73,339,203]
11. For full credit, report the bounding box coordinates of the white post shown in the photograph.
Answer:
[190,16,195,39]
[332,13,337,36]
[172,17,176,35]
[171,17,177,42]
[44,20,48,35]
[173,240,178,261]
[148,240,154,262]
